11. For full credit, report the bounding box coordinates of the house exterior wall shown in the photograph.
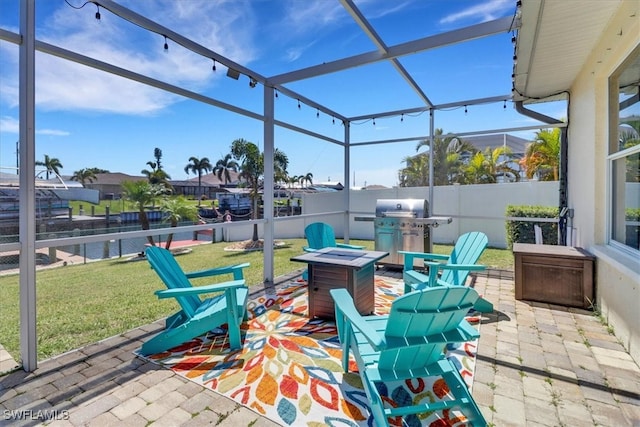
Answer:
[569,2,639,364]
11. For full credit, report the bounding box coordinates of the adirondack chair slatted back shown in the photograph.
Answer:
[145,246,201,318]
[441,231,488,285]
[380,286,478,370]
[304,222,337,250]
[305,222,335,249]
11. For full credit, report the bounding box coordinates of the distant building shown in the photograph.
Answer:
[84,173,146,200]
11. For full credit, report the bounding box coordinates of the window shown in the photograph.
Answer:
[609,47,640,254]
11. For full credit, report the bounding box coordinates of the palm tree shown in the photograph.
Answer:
[153,147,163,170]
[415,130,476,185]
[35,155,63,180]
[300,172,313,188]
[121,180,167,245]
[230,138,289,241]
[184,156,213,200]
[70,168,97,186]
[520,128,561,181]
[399,153,429,187]
[213,154,239,187]
[159,196,199,249]
[141,161,172,189]
[464,146,520,184]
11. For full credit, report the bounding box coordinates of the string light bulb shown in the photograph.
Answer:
[163,35,168,51]
[95,5,101,20]
[274,89,278,98]
[373,118,376,126]
[464,105,468,114]
[212,59,216,72]
[297,99,301,109]
[316,109,320,118]
[401,113,404,122]
[503,100,507,109]
[332,116,335,124]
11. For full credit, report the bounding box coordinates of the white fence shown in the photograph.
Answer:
[224,181,560,249]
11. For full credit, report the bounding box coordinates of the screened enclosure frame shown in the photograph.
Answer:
[1,0,569,371]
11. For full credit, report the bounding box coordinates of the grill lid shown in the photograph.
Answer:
[375,199,428,218]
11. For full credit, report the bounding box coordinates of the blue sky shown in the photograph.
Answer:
[0,0,564,188]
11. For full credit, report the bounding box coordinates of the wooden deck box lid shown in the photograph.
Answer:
[513,243,594,260]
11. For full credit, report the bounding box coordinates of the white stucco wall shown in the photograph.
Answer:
[569,1,639,364]
[298,181,559,248]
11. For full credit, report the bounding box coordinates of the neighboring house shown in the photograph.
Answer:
[84,173,146,200]
[171,171,242,199]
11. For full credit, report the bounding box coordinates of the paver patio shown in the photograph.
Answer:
[1,268,639,426]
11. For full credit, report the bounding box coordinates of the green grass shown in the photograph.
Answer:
[0,239,513,363]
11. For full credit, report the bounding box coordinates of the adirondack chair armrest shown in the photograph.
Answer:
[185,263,250,281]
[302,246,317,252]
[336,243,366,250]
[154,279,246,299]
[424,261,487,272]
[329,288,385,350]
[398,250,449,261]
[399,250,448,271]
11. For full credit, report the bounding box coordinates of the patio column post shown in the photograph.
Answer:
[428,109,435,214]
[19,0,38,372]
[343,120,351,242]
[262,85,275,284]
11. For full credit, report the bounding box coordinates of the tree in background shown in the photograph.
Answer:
[86,167,110,174]
[230,138,289,241]
[184,156,213,201]
[213,154,239,187]
[70,168,97,186]
[300,172,313,188]
[121,180,168,246]
[520,128,561,181]
[153,147,163,170]
[160,195,199,249]
[141,160,172,189]
[464,146,520,184]
[414,129,476,185]
[36,154,63,180]
[399,153,429,187]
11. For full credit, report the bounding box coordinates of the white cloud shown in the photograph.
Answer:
[0,116,19,133]
[37,129,71,136]
[0,115,70,136]
[439,0,513,25]
[0,0,258,116]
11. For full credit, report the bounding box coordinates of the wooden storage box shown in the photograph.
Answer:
[513,243,595,309]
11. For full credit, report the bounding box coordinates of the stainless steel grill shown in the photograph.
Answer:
[373,199,452,268]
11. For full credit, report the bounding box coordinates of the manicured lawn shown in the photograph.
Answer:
[0,239,513,362]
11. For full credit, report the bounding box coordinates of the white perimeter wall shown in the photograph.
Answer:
[223,181,560,248]
[274,181,560,249]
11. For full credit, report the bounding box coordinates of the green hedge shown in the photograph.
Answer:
[505,205,559,249]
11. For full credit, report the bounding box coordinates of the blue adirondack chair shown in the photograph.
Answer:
[399,231,493,313]
[303,222,365,252]
[301,222,364,280]
[139,246,250,356]
[330,286,486,426]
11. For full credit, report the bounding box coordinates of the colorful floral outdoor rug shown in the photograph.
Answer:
[139,277,479,426]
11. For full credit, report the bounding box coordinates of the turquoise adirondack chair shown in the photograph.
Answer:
[329,286,486,426]
[139,246,250,356]
[301,222,364,280]
[399,231,493,313]
[303,222,365,252]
